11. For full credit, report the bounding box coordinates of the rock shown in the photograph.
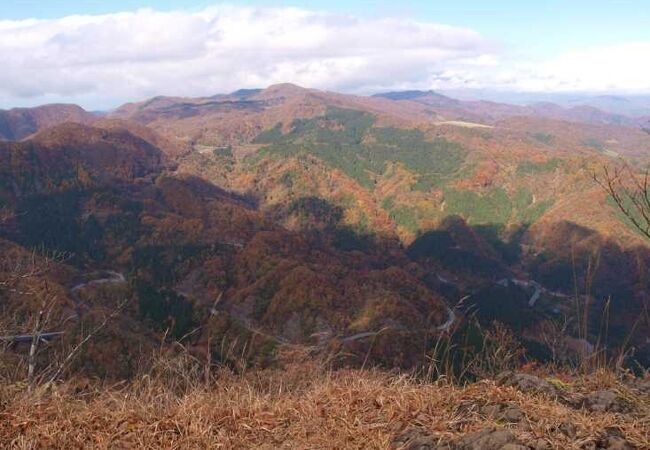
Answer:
[581,441,597,450]
[580,428,637,450]
[597,428,636,450]
[502,406,524,423]
[558,422,577,438]
[479,404,501,417]
[393,427,533,450]
[403,436,441,450]
[480,403,524,423]
[391,428,442,450]
[632,378,650,395]
[529,438,550,450]
[600,436,636,450]
[456,428,523,450]
[582,391,633,413]
[496,372,561,397]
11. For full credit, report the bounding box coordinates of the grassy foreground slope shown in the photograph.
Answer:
[1,359,648,449]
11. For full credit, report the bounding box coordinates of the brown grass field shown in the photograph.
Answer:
[0,354,648,450]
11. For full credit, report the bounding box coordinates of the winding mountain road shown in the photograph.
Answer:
[339,304,457,343]
[70,271,126,316]
[496,278,570,307]
[436,306,456,332]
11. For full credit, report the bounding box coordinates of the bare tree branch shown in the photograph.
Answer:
[45,298,128,384]
[594,163,650,240]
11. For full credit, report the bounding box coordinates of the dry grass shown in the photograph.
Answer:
[0,356,647,450]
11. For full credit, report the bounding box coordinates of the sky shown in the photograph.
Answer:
[1,1,649,109]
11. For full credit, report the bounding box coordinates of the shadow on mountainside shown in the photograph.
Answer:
[1,124,649,377]
[406,215,650,370]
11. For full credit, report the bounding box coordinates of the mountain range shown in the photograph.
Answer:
[0,84,649,376]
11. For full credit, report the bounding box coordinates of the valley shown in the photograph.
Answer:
[1,84,649,378]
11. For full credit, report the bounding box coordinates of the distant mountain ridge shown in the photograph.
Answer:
[373,89,647,127]
[0,104,96,141]
[3,87,646,145]
[373,90,452,101]
[439,89,650,118]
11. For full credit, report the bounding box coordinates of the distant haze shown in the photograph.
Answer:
[438,91,650,118]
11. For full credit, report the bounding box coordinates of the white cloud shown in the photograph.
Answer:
[0,5,495,108]
[514,43,650,93]
[0,5,648,109]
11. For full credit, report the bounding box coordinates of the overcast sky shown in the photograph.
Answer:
[1,1,649,109]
